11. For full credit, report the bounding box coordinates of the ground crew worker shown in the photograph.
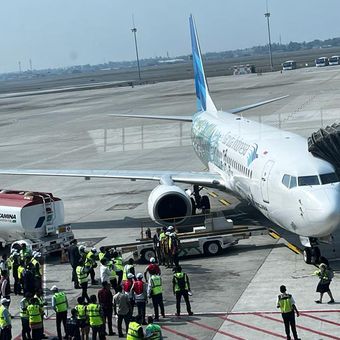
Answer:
[314,263,335,304]
[145,316,162,339]
[159,227,167,266]
[108,260,118,292]
[98,281,115,336]
[68,239,81,289]
[153,228,162,263]
[51,285,68,340]
[148,272,165,321]
[27,297,43,340]
[131,273,147,325]
[276,285,300,340]
[85,248,98,285]
[112,251,124,286]
[0,255,10,277]
[20,243,32,262]
[144,257,161,282]
[86,295,105,340]
[0,271,11,305]
[31,252,42,291]
[35,288,47,339]
[65,308,81,340]
[0,298,11,340]
[10,251,21,295]
[98,247,108,263]
[17,260,25,294]
[75,297,89,340]
[163,232,171,268]
[113,286,130,338]
[123,273,135,318]
[127,315,144,340]
[20,293,32,340]
[123,258,135,282]
[76,261,90,303]
[172,266,193,316]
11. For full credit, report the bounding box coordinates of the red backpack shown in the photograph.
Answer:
[133,280,144,295]
[123,279,133,293]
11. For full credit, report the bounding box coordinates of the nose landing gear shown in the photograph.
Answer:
[303,246,321,264]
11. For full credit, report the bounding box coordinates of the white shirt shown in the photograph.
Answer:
[100,265,111,283]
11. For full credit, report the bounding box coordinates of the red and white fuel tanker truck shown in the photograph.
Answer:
[0,189,74,254]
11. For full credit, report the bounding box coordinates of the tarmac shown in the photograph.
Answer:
[1,65,340,338]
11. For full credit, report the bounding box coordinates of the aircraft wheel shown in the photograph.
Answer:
[313,247,321,264]
[141,249,156,264]
[303,248,312,264]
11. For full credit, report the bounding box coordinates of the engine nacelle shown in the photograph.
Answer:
[148,184,192,226]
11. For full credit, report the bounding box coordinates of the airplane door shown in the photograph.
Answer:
[260,160,274,203]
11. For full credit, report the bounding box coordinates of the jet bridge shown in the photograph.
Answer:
[308,122,340,173]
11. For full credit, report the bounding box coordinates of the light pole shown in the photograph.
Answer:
[264,11,273,71]
[131,26,141,81]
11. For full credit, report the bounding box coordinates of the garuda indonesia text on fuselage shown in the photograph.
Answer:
[0,15,339,263]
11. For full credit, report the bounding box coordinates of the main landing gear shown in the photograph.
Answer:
[190,185,211,215]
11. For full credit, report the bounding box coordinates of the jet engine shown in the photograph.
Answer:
[148,184,192,226]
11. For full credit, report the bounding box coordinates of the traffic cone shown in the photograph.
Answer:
[60,247,69,263]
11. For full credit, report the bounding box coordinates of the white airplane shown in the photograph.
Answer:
[0,15,339,263]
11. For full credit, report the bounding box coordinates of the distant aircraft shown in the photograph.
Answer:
[0,15,339,264]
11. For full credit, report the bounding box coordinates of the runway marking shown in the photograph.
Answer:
[187,319,246,340]
[285,242,301,254]
[161,325,198,339]
[301,312,340,327]
[219,315,286,338]
[209,191,218,198]
[255,313,340,339]
[219,198,230,206]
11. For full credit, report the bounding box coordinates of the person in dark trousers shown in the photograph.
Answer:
[148,272,165,321]
[76,261,90,303]
[97,281,115,336]
[66,308,81,340]
[68,239,81,289]
[87,295,105,340]
[22,263,35,296]
[314,263,335,304]
[113,285,130,338]
[51,286,68,340]
[131,273,147,325]
[153,228,162,263]
[10,251,21,295]
[20,292,32,340]
[276,285,300,340]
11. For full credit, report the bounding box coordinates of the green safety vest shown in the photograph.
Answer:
[20,298,29,318]
[109,262,117,279]
[114,256,123,271]
[278,294,293,313]
[98,252,106,262]
[123,264,133,281]
[127,321,143,339]
[54,292,67,312]
[27,304,42,324]
[20,248,31,260]
[0,305,10,328]
[75,304,87,320]
[18,265,25,279]
[87,303,103,326]
[31,258,42,277]
[174,272,189,292]
[150,275,163,296]
[76,266,88,284]
[146,323,162,340]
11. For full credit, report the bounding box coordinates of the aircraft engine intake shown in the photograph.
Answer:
[148,184,192,226]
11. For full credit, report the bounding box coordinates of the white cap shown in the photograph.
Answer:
[165,232,171,236]
[127,273,134,279]
[50,285,58,291]
[91,247,97,253]
[150,257,156,263]
[167,226,174,231]
[33,252,41,258]
[79,245,86,252]
[136,273,143,279]
[0,298,10,305]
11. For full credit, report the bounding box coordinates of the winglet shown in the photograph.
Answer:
[189,15,217,113]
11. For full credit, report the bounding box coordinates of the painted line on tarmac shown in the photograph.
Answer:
[187,319,245,340]
[220,309,340,316]
[255,313,340,340]
[219,315,286,339]
[300,312,340,327]
[209,192,218,198]
[219,198,230,206]
[161,325,198,339]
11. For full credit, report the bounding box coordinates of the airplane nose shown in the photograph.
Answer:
[307,186,340,236]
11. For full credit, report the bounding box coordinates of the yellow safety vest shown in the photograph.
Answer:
[54,292,67,312]
[18,265,25,279]
[27,304,42,324]
[0,305,10,328]
[76,266,88,284]
[114,256,123,271]
[31,258,42,277]
[174,272,189,292]
[75,304,87,320]
[123,264,133,281]
[98,252,106,262]
[109,262,117,279]
[87,303,103,326]
[127,321,143,339]
[150,275,163,296]
[278,294,294,313]
[20,298,29,318]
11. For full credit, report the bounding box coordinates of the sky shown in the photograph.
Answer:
[1,0,340,73]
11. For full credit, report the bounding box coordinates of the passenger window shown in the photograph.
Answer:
[282,174,290,188]
[289,176,297,188]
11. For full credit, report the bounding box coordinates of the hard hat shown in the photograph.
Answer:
[150,257,156,263]
[136,273,143,279]
[165,232,171,236]
[170,233,176,237]
[50,285,58,291]
[127,273,134,279]
[91,247,97,253]
[167,226,174,231]
[33,252,41,258]
[78,245,86,252]
[0,298,10,305]
[319,263,327,269]
[12,251,19,257]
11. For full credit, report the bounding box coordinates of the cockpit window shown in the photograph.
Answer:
[282,174,290,188]
[289,176,297,188]
[320,172,339,185]
[298,175,320,186]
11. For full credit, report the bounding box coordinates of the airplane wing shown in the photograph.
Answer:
[109,113,193,122]
[228,95,289,114]
[0,169,225,188]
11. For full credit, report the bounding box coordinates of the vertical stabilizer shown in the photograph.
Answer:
[189,15,217,113]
